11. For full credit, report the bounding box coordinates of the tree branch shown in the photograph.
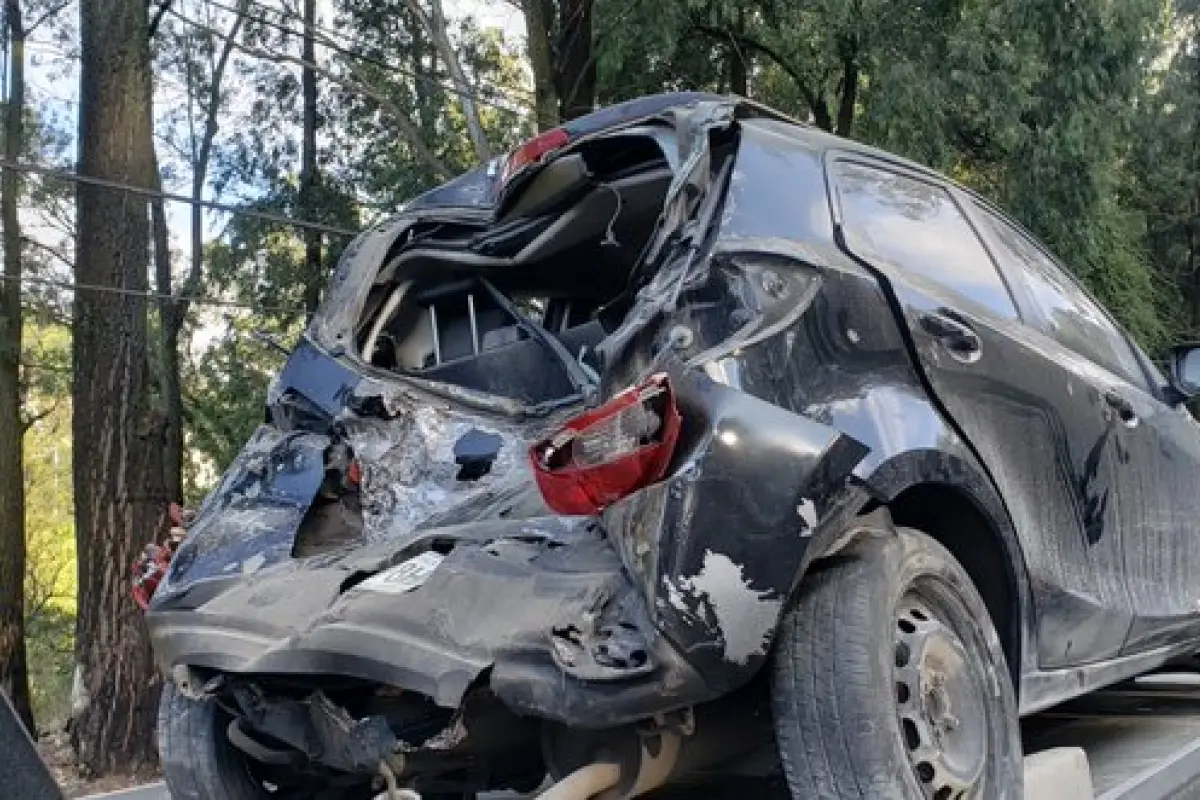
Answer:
[149,0,175,38]
[400,0,492,161]
[21,236,73,271]
[26,0,71,34]
[20,398,58,433]
[691,24,831,130]
[177,0,249,331]
[165,7,454,179]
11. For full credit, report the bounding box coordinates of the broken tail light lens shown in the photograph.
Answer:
[530,374,682,515]
[500,127,571,186]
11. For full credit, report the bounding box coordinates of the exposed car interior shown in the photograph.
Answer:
[354,130,676,405]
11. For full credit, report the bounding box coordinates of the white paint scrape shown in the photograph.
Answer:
[670,551,783,665]
[241,552,267,575]
[796,498,818,534]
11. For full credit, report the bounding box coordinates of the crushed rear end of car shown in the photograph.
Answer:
[146,94,871,796]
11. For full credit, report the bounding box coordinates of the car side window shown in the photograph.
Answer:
[971,205,1147,386]
[832,160,1019,321]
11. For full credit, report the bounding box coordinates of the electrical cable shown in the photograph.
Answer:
[0,158,360,237]
[231,0,536,106]
[168,0,531,116]
[0,272,302,314]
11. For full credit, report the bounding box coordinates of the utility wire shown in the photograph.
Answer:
[1,272,301,315]
[167,0,531,117]
[231,0,536,108]
[164,4,457,179]
[0,158,361,237]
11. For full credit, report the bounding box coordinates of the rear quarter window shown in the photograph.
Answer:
[832,160,1019,321]
[970,204,1148,387]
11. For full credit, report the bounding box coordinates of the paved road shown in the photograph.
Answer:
[81,786,169,800]
[82,782,533,799]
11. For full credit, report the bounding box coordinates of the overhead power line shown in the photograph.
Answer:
[0,158,360,237]
[1,273,300,316]
[163,4,456,179]
[167,0,532,117]
[232,0,536,108]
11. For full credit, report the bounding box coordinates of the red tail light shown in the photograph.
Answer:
[530,374,682,515]
[501,127,571,185]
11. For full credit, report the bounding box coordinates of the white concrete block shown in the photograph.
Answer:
[1025,747,1094,800]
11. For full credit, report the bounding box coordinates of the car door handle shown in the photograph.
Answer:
[1104,390,1139,426]
[919,310,982,363]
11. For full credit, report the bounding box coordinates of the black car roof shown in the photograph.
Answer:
[406,93,964,217]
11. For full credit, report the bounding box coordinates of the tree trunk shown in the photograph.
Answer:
[411,0,490,162]
[150,187,182,506]
[728,8,748,97]
[156,0,247,503]
[729,45,748,97]
[523,0,559,131]
[300,0,321,316]
[835,58,859,137]
[0,0,33,736]
[556,0,595,121]
[73,0,166,775]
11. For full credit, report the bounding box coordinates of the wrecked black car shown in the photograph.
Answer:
[147,93,1200,799]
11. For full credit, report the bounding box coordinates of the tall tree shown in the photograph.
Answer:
[0,0,33,735]
[403,0,492,160]
[523,0,559,129]
[522,0,597,128]
[153,0,250,503]
[299,0,322,315]
[556,0,595,120]
[1130,2,1200,340]
[73,0,164,774]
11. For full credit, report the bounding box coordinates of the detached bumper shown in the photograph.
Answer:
[147,517,709,729]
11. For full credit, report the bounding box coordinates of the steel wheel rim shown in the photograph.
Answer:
[893,592,990,800]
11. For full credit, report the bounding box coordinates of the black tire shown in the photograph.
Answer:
[158,681,263,800]
[771,523,1022,799]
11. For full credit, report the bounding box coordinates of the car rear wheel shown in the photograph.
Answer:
[770,524,1022,799]
[158,681,264,800]
[158,682,375,799]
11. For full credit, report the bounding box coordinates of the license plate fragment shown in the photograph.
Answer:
[358,552,445,595]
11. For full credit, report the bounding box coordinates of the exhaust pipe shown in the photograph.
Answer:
[378,761,422,800]
[536,763,622,800]
[541,684,774,799]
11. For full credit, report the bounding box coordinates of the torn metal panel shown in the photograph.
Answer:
[336,399,543,545]
[150,516,709,729]
[603,366,868,686]
[158,427,328,597]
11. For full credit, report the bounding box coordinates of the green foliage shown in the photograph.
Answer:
[595,0,1184,351]
[182,310,295,501]
[329,1,531,207]
[22,323,76,731]
[17,0,1200,736]
[1128,5,1200,344]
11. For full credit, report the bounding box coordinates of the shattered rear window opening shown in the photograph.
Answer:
[351,130,683,408]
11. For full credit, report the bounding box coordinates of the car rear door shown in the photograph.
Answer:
[828,156,1135,667]
[1103,341,1200,655]
[966,202,1200,658]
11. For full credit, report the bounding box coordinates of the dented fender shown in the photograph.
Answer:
[603,366,868,689]
[157,427,329,602]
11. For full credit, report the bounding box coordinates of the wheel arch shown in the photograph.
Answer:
[884,481,1026,692]
[807,448,1035,698]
